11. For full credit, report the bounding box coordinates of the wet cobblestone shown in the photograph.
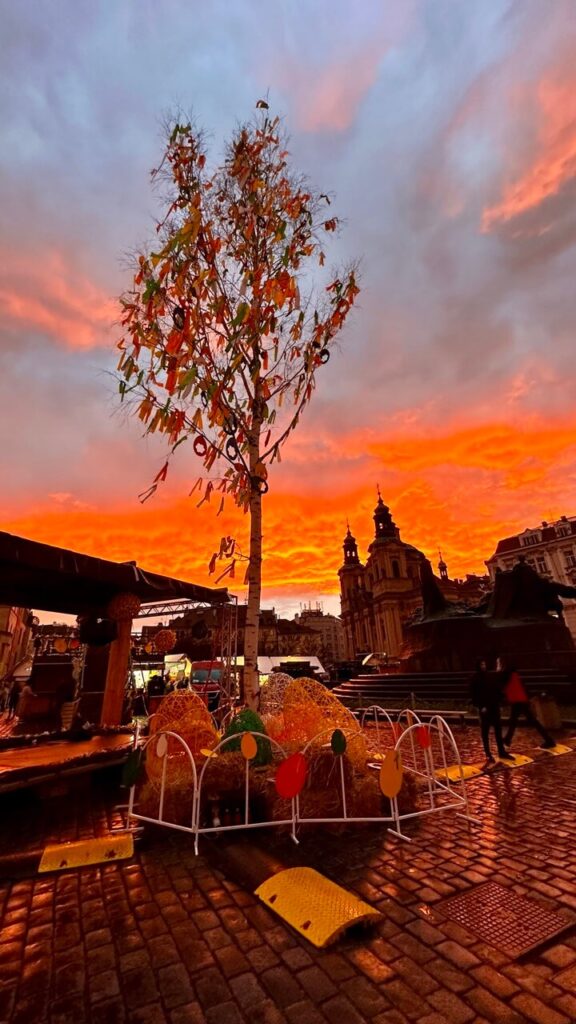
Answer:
[0,728,575,1022]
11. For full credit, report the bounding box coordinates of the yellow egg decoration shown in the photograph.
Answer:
[241,732,258,761]
[379,749,403,799]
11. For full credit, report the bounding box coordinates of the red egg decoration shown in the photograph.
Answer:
[275,752,307,800]
[416,725,431,749]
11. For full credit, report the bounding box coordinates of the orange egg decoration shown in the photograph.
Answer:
[275,752,307,800]
[53,638,68,654]
[240,732,258,761]
[379,749,403,799]
[416,726,431,750]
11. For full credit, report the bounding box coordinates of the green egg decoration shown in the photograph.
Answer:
[223,709,272,765]
[331,729,347,756]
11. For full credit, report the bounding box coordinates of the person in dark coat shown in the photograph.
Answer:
[500,662,555,749]
[6,678,20,721]
[470,659,513,767]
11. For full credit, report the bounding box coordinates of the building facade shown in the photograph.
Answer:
[0,606,32,680]
[338,498,490,660]
[338,498,426,659]
[294,606,346,666]
[486,515,576,640]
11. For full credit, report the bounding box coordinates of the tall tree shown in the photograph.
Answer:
[117,103,359,705]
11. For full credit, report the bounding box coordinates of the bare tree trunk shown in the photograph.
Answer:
[243,484,262,708]
[243,409,263,708]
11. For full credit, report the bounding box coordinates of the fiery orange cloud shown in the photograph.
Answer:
[282,47,384,133]
[4,415,576,615]
[0,248,116,349]
[483,75,576,231]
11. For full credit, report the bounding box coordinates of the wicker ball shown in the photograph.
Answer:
[147,690,219,790]
[282,676,367,768]
[154,628,177,654]
[259,672,292,717]
[107,592,142,620]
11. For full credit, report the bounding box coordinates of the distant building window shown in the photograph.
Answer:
[521,534,540,547]
[536,557,548,574]
[565,552,576,570]
[392,559,400,579]
[557,525,571,537]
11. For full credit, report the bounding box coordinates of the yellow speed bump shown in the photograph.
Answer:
[435,763,484,782]
[255,866,381,948]
[498,753,533,769]
[39,833,134,873]
[540,744,572,756]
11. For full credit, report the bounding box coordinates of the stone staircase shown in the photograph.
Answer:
[332,669,576,709]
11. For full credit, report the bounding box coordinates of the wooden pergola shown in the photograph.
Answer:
[0,531,230,725]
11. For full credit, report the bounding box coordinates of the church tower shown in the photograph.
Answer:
[338,524,370,658]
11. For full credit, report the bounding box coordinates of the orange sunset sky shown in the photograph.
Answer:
[2,1,576,618]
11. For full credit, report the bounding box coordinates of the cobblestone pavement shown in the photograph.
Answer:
[1,727,576,1024]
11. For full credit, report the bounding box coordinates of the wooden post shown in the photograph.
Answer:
[101,618,133,726]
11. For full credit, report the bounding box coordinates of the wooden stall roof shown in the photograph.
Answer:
[0,531,230,615]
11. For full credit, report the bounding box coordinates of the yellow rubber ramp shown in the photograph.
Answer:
[255,866,381,948]
[435,763,484,782]
[39,833,134,873]
[498,753,533,769]
[540,744,572,756]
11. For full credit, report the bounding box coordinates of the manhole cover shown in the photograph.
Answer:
[435,881,572,958]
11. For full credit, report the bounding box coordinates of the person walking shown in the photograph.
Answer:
[6,678,20,721]
[501,663,555,749]
[470,659,513,768]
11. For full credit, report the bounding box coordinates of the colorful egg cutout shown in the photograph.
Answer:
[275,752,307,799]
[379,749,403,798]
[200,747,218,759]
[331,729,347,756]
[241,732,258,761]
[156,734,168,759]
[416,726,431,750]
[54,638,68,653]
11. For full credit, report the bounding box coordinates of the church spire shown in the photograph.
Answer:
[342,522,360,566]
[373,488,399,540]
[438,549,448,580]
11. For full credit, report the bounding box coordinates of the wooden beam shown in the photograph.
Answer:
[100,618,132,726]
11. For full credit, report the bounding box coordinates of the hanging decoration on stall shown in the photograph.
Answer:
[107,593,142,621]
[53,638,68,654]
[154,628,177,654]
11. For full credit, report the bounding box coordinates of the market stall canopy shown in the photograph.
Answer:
[0,531,230,616]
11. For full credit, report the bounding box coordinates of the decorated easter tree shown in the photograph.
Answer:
[117,103,359,706]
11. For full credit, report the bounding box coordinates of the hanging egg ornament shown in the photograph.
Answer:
[331,729,347,756]
[379,749,403,799]
[172,305,185,330]
[416,725,432,750]
[53,638,68,654]
[275,752,307,800]
[156,734,168,759]
[240,732,258,761]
